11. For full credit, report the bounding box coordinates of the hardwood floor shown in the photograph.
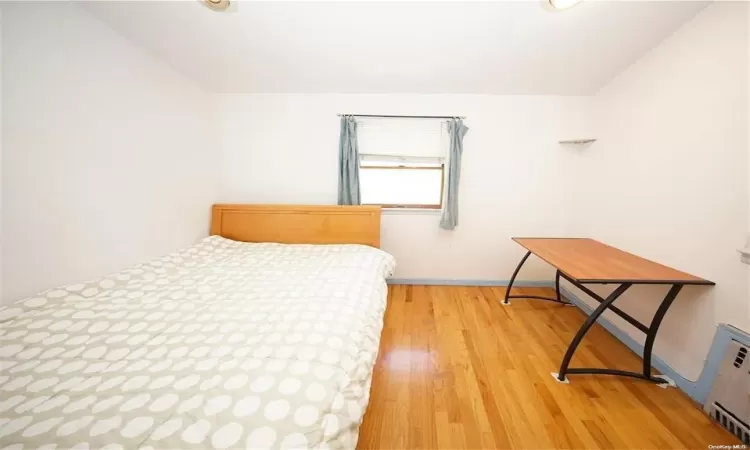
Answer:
[358,285,737,449]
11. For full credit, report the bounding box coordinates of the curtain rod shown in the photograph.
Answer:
[338,114,466,120]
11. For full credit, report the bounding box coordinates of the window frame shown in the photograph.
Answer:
[359,163,445,210]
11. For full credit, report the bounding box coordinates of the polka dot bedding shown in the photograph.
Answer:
[0,236,396,450]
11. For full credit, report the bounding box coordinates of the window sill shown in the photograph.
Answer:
[382,208,442,215]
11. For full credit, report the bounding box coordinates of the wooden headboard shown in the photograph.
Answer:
[210,204,382,248]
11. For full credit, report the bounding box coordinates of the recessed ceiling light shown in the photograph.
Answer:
[201,0,231,12]
[549,0,583,10]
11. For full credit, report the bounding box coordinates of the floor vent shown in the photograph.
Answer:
[709,402,750,445]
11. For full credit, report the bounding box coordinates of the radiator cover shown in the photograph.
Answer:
[704,339,750,444]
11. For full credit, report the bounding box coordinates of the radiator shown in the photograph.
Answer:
[704,339,750,444]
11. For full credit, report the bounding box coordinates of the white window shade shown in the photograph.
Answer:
[357,118,448,158]
[360,154,443,166]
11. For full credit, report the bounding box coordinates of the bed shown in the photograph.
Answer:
[0,204,395,450]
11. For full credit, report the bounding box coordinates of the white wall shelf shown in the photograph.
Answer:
[559,139,597,144]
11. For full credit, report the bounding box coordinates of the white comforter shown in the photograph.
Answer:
[0,236,395,450]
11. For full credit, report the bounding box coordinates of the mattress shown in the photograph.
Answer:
[0,236,396,450]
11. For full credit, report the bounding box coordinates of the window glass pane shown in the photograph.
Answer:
[360,168,442,206]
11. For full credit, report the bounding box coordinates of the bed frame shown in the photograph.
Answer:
[210,204,382,248]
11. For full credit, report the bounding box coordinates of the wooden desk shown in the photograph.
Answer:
[505,237,714,384]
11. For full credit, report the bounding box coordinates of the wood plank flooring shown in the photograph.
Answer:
[358,285,737,449]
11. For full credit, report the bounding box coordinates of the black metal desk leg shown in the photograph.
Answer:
[503,251,531,305]
[642,284,683,379]
[555,270,562,303]
[557,283,632,381]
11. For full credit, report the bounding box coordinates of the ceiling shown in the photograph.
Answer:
[81,1,708,95]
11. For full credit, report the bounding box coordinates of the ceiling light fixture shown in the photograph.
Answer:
[549,0,583,10]
[201,0,231,12]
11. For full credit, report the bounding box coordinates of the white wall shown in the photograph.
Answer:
[2,2,217,303]
[215,93,591,280]
[0,7,3,300]
[565,2,749,379]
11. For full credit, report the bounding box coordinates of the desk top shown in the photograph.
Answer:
[512,238,714,285]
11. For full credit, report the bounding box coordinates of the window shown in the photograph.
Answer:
[357,119,447,209]
[360,157,444,209]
